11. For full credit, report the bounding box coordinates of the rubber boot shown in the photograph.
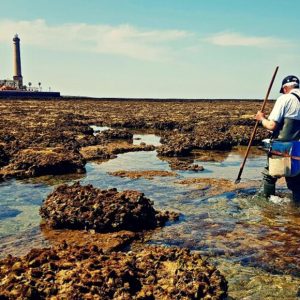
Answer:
[262,168,277,199]
[263,181,276,198]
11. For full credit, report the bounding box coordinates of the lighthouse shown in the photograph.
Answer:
[13,34,23,89]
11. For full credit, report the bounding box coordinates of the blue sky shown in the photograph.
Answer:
[0,0,299,98]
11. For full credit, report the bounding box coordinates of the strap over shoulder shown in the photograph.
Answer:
[291,92,300,102]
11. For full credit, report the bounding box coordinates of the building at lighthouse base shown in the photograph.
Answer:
[0,34,60,98]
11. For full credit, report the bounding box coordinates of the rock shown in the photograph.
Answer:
[0,145,9,167]
[193,123,234,150]
[157,134,193,157]
[153,121,179,130]
[160,157,204,172]
[40,182,179,232]
[80,142,155,161]
[112,119,148,129]
[229,125,269,146]
[176,177,261,197]
[0,147,86,179]
[99,129,133,140]
[108,170,177,180]
[0,245,228,299]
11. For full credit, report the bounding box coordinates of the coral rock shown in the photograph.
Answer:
[40,182,179,232]
[0,245,228,299]
[0,147,86,179]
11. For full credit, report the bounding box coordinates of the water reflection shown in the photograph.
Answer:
[132,133,161,146]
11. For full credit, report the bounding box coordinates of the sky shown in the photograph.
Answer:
[0,0,300,98]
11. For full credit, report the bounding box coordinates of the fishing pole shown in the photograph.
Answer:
[235,66,279,184]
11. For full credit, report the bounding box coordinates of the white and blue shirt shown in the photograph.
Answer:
[269,89,300,123]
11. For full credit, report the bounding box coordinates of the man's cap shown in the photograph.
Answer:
[280,75,300,93]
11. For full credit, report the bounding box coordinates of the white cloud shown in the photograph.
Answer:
[0,19,291,63]
[0,19,191,61]
[206,32,290,48]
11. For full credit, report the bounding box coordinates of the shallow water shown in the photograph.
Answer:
[90,125,111,134]
[1,133,300,299]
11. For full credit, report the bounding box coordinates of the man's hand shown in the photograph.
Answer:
[255,111,265,122]
[254,110,277,130]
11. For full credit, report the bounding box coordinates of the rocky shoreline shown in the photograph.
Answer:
[0,100,269,180]
[0,99,270,299]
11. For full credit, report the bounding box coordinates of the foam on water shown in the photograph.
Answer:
[269,195,291,205]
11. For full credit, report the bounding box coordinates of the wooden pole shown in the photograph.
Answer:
[235,66,279,184]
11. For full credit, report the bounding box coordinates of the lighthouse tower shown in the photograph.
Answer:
[13,34,23,89]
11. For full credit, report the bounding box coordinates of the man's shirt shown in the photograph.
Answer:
[269,89,300,124]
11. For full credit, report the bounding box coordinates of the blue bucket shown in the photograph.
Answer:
[271,141,300,176]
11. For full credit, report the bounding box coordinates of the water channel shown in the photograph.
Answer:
[0,128,300,299]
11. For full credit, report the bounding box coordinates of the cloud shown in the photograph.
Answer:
[205,32,290,48]
[0,19,191,61]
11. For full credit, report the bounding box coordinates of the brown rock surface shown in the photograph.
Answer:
[177,177,260,197]
[80,141,155,161]
[0,226,138,259]
[41,225,138,253]
[160,156,204,171]
[0,99,271,177]
[0,245,228,299]
[108,170,177,179]
[0,145,9,167]
[40,182,179,232]
[157,133,193,156]
[0,147,86,179]
[98,128,133,140]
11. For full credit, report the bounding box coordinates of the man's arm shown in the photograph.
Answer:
[255,111,278,131]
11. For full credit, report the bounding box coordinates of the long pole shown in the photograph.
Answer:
[235,66,279,184]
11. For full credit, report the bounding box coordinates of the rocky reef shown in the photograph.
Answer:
[40,182,179,232]
[98,128,133,140]
[0,100,270,179]
[157,133,193,157]
[0,244,228,299]
[0,147,85,179]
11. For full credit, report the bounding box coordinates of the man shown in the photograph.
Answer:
[255,75,300,201]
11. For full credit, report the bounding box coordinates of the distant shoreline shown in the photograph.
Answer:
[0,95,275,102]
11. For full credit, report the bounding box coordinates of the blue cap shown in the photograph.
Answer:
[280,75,299,93]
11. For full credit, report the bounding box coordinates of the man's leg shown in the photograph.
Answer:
[262,167,277,198]
[286,174,300,202]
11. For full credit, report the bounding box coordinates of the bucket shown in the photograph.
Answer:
[269,141,300,177]
[269,156,291,177]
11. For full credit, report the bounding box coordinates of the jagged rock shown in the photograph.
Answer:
[0,245,228,299]
[160,157,204,171]
[0,147,85,179]
[193,132,233,150]
[229,125,269,146]
[112,119,148,129]
[0,145,9,167]
[153,120,179,130]
[99,129,133,140]
[40,182,179,232]
[157,134,193,157]
[108,170,177,179]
